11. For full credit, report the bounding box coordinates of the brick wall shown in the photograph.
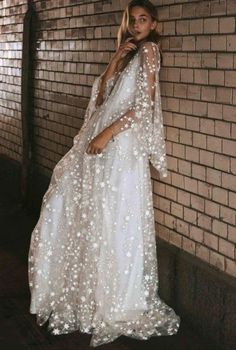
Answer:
[0,0,235,278]
[0,0,27,161]
[31,0,123,173]
[151,0,236,278]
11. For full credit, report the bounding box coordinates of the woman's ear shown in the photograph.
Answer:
[151,20,157,31]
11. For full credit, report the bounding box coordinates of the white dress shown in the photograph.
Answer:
[28,41,180,347]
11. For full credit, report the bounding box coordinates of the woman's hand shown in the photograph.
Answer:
[113,37,137,62]
[86,127,113,154]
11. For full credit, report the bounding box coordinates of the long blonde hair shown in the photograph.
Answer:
[116,0,162,73]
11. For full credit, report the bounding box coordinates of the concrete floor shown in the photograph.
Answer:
[0,189,215,350]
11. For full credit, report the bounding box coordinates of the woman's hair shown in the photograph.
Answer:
[116,0,162,72]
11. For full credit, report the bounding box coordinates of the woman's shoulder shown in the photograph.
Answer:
[137,41,160,63]
[138,40,160,53]
[137,41,160,61]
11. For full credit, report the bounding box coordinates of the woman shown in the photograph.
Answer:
[28,0,181,347]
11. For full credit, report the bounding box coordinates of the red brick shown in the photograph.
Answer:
[172,143,185,159]
[212,186,228,205]
[210,251,225,271]
[190,226,204,243]
[220,205,236,225]
[177,189,191,206]
[219,238,235,258]
[220,18,235,33]
[176,218,189,236]
[217,53,234,69]
[196,243,210,262]
[225,71,236,87]
[211,0,227,16]
[214,153,230,172]
[200,150,214,167]
[228,225,236,243]
[202,53,217,68]
[185,176,198,194]
[192,164,206,181]
[211,35,227,50]
[196,36,211,51]
[184,207,197,224]
[222,173,236,191]
[207,135,222,152]
[174,53,188,67]
[227,34,236,51]
[216,87,232,104]
[223,105,236,122]
[186,116,199,131]
[204,232,218,249]
[229,191,236,209]
[190,19,203,34]
[204,18,219,34]
[225,258,236,277]
[201,86,216,102]
[193,132,207,149]
[169,232,182,248]
[176,20,189,35]
[183,237,196,255]
[200,118,214,135]
[194,69,208,84]
[205,200,220,218]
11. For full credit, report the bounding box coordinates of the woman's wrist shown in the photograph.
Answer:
[105,125,115,141]
[111,49,124,68]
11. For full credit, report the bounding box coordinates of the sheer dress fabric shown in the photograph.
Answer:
[28,41,180,347]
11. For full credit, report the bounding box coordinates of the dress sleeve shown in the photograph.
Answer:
[82,76,101,124]
[73,74,115,142]
[80,74,116,126]
[107,42,168,178]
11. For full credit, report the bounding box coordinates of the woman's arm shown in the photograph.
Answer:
[86,42,158,155]
[95,39,138,108]
[106,42,157,137]
[106,108,137,136]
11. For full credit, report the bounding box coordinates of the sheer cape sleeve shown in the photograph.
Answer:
[108,41,168,179]
[81,74,116,125]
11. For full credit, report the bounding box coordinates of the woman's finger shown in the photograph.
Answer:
[122,47,135,56]
[123,45,137,52]
[125,37,135,43]
[93,146,99,154]
[120,43,137,50]
[121,45,136,52]
[126,43,137,49]
[86,144,103,155]
[121,43,136,50]
[86,143,92,154]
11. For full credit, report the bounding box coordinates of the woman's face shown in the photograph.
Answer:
[128,6,157,42]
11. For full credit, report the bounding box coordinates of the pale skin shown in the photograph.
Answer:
[86,6,157,155]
